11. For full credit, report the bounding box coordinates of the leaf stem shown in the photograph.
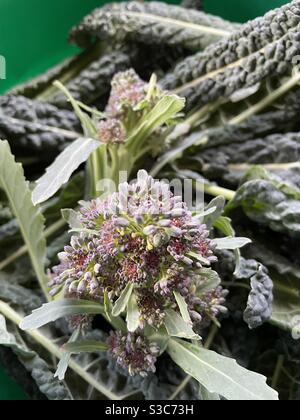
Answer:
[0,300,121,400]
[203,183,236,201]
[228,162,300,172]
[229,70,300,126]
[168,375,192,400]
[271,355,285,389]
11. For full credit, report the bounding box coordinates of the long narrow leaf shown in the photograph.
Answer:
[126,293,140,332]
[32,137,101,205]
[63,340,108,354]
[55,328,80,381]
[213,237,251,250]
[167,338,278,400]
[164,309,199,340]
[69,2,238,51]
[112,282,134,317]
[20,299,104,330]
[0,140,48,298]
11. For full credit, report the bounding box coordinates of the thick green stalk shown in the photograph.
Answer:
[203,184,235,201]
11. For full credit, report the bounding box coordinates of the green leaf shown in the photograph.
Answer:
[199,384,220,401]
[103,291,127,332]
[167,338,278,400]
[160,1,300,114]
[69,2,238,52]
[63,340,108,354]
[20,299,104,331]
[187,251,211,265]
[245,265,273,329]
[32,137,101,205]
[173,291,191,323]
[61,208,82,229]
[241,166,300,201]
[203,196,225,228]
[145,327,170,356]
[164,309,200,340]
[126,293,140,333]
[112,282,134,317]
[226,178,300,238]
[214,237,251,250]
[104,291,113,321]
[0,273,42,312]
[127,95,185,154]
[213,216,234,236]
[197,268,221,293]
[213,216,242,274]
[0,315,71,400]
[53,81,97,137]
[55,328,80,381]
[0,95,80,154]
[0,140,48,298]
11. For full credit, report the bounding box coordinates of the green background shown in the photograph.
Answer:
[0,0,289,400]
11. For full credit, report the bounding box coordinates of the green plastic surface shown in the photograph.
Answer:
[0,0,289,400]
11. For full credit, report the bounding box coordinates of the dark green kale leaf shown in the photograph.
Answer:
[0,219,20,247]
[198,132,300,169]
[0,315,71,400]
[50,50,132,108]
[152,86,300,177]
[0,273,42,312]
[193,131,300,186]
[8,52,89,99]
[226,178,300,238]
[243,234,300,280]
[235,259,273,329]
[161,0,300,109]
[0,173,84,261]
[0,95,81,155]
[69,1,239,52]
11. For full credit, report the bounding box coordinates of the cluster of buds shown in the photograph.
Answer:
[49,171,228,375]
[106,69,147,118]
[97,69,148,144]
[97,118,126,144]
[97,69,168,146]
[107,331,160,377]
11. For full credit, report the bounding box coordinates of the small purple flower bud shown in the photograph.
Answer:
[153,233,164,248]
[77,280,87,294]
[84,272,92,281]
[49,287,61,297]
[169,226,183,237]
[114,217,130,227]
[107,331,159,377]
[69,281,79,294]
[94,264,101,274]
[182,256,193,266]
[170,208,186,218]
[158,219,172,227]
[143,225,157,236]
[48,171,224,334]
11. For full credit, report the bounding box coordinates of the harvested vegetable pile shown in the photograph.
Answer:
[0,0,300,401]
